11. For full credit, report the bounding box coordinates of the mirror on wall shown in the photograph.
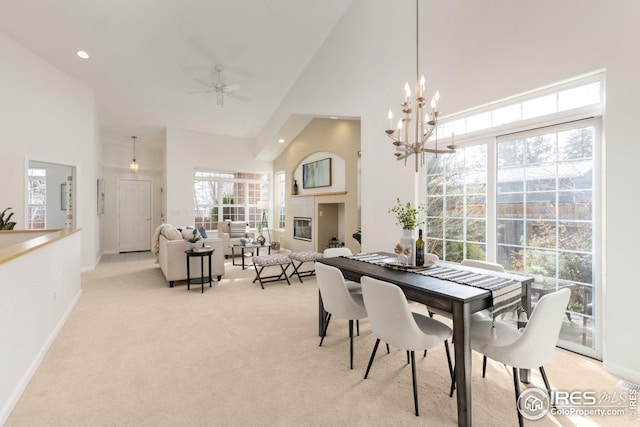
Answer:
[27,160,75,229]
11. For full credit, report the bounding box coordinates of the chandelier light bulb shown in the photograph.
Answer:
[397,119,403,130]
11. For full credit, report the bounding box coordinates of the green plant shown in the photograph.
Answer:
[257,223,263,234]
[187,229,201,243]
[352,227,361,245]
[0,207,16,230]
[388,198,426,230]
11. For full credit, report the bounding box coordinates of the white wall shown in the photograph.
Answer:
[255,0,640,382]
[0,232,82,425]
[0,32,100,269]
[165,128,273,227]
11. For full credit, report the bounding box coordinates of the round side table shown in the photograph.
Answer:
[185,248,214,293]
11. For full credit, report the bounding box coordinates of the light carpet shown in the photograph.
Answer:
[5,252,635,427]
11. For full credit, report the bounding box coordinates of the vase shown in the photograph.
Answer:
[256,233,266,245]
[400,229,416,267]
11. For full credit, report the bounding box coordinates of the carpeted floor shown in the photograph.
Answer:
[4,252,636,427]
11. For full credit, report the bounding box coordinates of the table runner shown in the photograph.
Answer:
[344,253,523,317]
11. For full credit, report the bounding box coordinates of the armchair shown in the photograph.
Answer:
[217,221,255,258]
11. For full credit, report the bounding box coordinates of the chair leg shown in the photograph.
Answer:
[319,313,331,347]
[356,319,360,336]
[349,319,354,369]
[449,365,456,398]
[410,350,419,416]
[407,350,410,364]
[386,343,390,353]
[444,340,453,380]
[512,367,524,427]
[482,355,488,378]
[540,366,552,397]
[423,350,427,357]
[364,338,380,379]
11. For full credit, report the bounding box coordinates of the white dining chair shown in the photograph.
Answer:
[322,247,363,334]
[468,288,571,427]
[361,276,453,416]
[460,259,505,272]
[460,259,507,376]
[323,247,362,293]
[316,263,368,369]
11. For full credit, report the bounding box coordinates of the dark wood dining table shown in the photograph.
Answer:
[317,254,533,427]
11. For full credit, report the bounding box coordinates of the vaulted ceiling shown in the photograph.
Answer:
[0,0,352,148]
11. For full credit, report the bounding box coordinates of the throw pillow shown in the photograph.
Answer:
[181,228,195,240]
[197,226,208,239]
[161,224,183,241]
[230,221,247,238]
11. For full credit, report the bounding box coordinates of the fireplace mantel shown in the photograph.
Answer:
[291,191,347,198]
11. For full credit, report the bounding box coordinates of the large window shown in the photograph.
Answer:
[423,72,602,358]
[496,122,595,349]
[27,167,46,229]
[426,145,487,262]
[194,171,269,230]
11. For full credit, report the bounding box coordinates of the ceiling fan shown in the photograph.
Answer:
[187,65,251,108]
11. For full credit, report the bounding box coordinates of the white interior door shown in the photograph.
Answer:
[119,179,151,252]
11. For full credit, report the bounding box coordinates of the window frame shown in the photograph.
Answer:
[194,170,270,230]
[421,72,604,360]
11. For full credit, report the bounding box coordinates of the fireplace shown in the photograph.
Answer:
[293,217,312,241]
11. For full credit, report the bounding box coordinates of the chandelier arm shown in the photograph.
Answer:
[420,147,456,154]
[384,0,452,172]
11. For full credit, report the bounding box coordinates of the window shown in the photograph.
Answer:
[194,171,269,230]
[426,145,487,262]
[497,122,595,350]
[276,171,286,229]
[423,72,603,358]
[28,168,46,229]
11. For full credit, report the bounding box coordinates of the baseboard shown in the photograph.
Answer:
[604,360,640,385]
[0,289,83,426]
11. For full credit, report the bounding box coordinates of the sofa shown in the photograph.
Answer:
[158,233,225,288]
[217,221,255,258]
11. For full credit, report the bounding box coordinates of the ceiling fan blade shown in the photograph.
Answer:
[193,77,213,88]
[227,92,251,102]
[186,89,215,94]
[222,84,240,93]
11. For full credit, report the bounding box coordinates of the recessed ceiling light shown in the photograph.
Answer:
[278,138,285,144]
[329,116,338,119]
[76,50,89,59]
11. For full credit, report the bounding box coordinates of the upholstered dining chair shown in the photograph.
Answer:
[460,259,507,375]
[467,288,571,427]
[360,276,453,416]
[323,248,360,293]
[316,263,368,369]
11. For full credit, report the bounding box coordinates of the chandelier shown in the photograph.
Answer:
[129,136,139,173]
[385,0,454,172]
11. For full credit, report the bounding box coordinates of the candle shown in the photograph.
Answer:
[419,75,425,97]
[388,109,393,129]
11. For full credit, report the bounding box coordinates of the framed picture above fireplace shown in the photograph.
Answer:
[302,157,331,189]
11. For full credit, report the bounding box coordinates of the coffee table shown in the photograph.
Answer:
[231,243,271,269]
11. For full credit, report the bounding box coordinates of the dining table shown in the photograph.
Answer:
[317,253,533,427]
